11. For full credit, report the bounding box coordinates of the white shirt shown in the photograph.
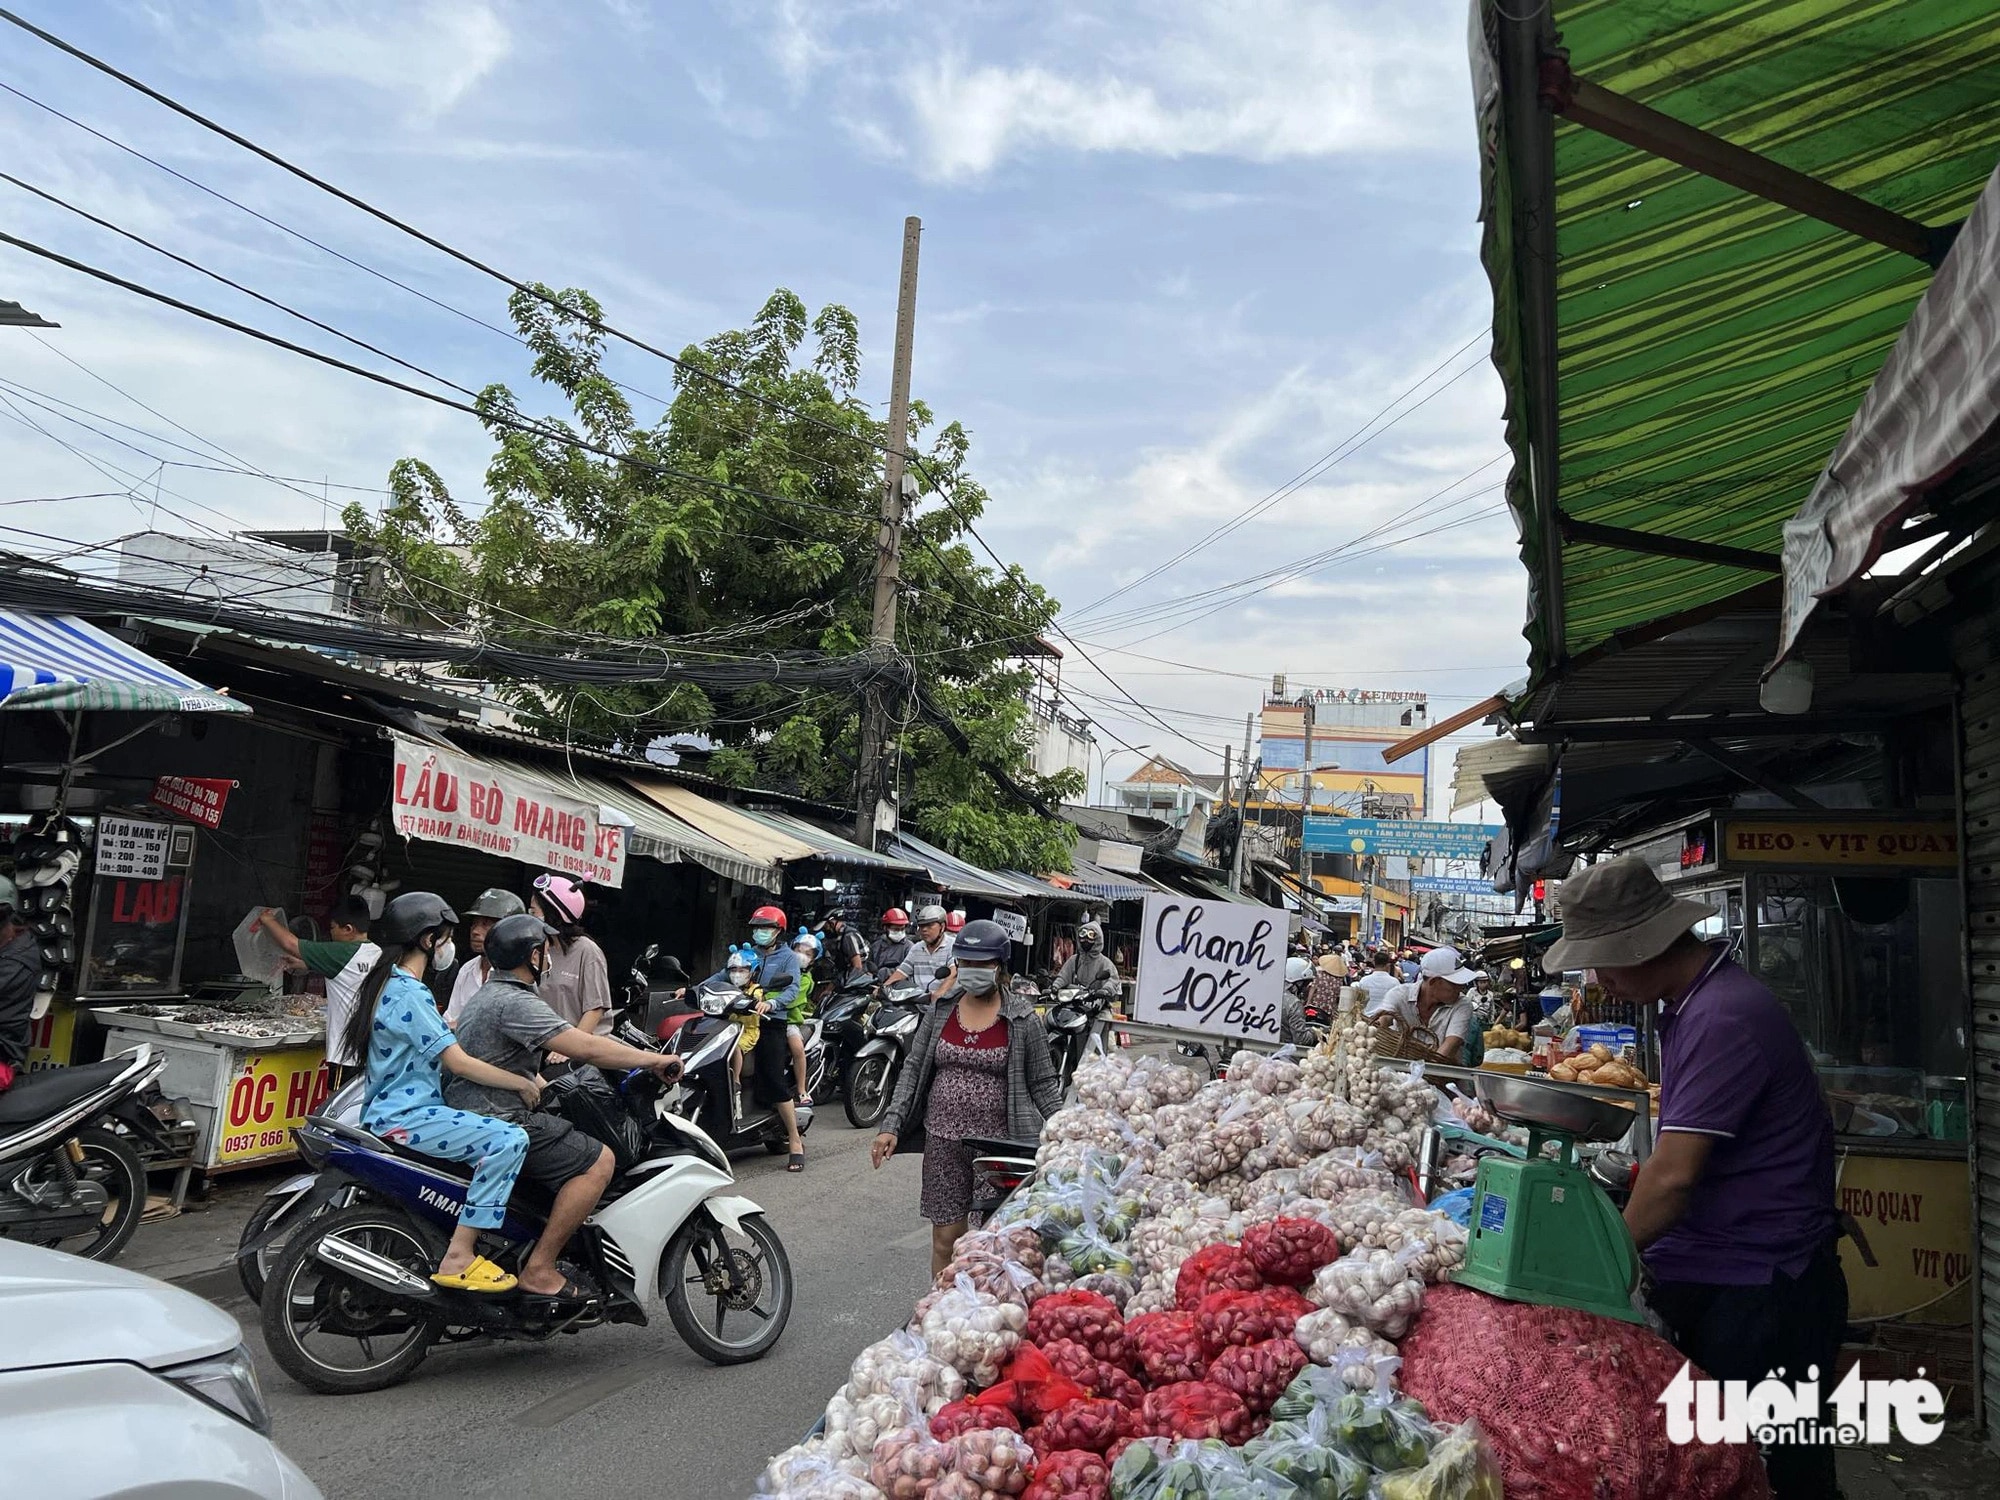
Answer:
[901,935,955,991]
[322,942,381,1068]
[1356,970,1401,1016]
[445,957,494,1025]
[1386,982,1475,1048]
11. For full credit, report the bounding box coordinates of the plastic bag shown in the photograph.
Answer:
[846,1329,966,1410]
[1242,1407,1373,1500]
[919,1276,1031,1385]
[1025,1290,1126,1364]
[931,1396,1023,1441]
[1067,1270,1136,1311]
[1124,1309,1207,1385]
[989,1341,1092,1424]
[1040,1336,1145,1407]
[1108,1437,1295,1499]
[1030,1395,1136,1455]
[1309,1248,1425,1337]
[1320,1390,1438,1473]
[757,1440,886,1499]
[1376,1421,1504,1500]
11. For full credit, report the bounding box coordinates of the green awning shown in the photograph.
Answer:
[1474,1,2000,688]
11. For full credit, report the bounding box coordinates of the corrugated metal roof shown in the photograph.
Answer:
[887,832,1040,904]
[731,806,924,872]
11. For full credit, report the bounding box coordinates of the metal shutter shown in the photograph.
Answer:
[1954,609,2000,1446]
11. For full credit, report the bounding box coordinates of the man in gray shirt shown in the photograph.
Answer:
[447,915,680,1303]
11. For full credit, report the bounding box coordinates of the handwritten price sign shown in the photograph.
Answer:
[1132,893,1284,1042]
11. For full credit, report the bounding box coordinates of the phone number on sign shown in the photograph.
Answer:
[221,1128,293,1155]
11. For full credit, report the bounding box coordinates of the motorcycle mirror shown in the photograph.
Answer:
[641,943,660,963]
[652,953,690,981]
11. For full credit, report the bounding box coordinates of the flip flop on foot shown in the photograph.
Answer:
[520,1275,599,1309]
[787,1152,805,1172]
[431,1255,517,1294]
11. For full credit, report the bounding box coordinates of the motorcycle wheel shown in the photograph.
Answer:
[19,1127,147,1262]
[260,1204,441,1395]
[842,1055,893,1130]
[661,1209,792,1365]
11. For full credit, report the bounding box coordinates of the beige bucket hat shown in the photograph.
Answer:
[1543,856,1713,970]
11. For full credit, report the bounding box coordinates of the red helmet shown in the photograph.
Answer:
[882,907,909,927]
[945,912,966,933]
[750,905,787,928]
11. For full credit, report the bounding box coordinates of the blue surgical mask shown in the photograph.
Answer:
[750,926,778,948]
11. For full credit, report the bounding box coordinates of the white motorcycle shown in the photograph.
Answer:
[255,1062,791,1394]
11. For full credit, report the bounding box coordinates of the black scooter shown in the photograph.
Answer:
[1040,984,1116,1091]
[816,970,880,1112]
[842,979,926,1130]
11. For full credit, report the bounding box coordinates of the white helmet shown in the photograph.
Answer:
[914,904,948,926]
[1285,956,1313,984]
[792,931,820,956]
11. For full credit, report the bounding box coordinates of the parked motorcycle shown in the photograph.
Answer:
[965,1134,1039,1222]
[0,1044,168,1262]
[665,980,822,1154]
[841,979,926,1130]
[256,1062,791,1394]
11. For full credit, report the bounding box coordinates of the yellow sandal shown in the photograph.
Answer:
[431,1255,518,1294]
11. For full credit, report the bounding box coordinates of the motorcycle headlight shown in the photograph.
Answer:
[699,991,727,1015]
[882,1011,920,1039]
[161,1345,271,1435]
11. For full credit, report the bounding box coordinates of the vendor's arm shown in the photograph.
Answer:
[256,908,304,962]
[1623,1131,1717,1249]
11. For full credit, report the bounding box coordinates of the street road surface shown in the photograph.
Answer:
[219,1122,930,1499]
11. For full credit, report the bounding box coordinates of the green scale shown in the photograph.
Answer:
[1453,1073,1645,1323]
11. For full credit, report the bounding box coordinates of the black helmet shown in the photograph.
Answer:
[376,891,457,946]
[485,913,556,971]
[953,918,1011,964]
[465,888,526,920]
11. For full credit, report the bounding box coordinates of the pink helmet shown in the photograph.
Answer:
[533,873,585,924]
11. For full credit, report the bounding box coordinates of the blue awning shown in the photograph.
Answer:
[1063,857,1158,902]
[0,610,248,714]
[887,832,1036,904]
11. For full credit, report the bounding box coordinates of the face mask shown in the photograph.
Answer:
[957,966,1000,996]
[528,953,547,985]
[431,939,458,972]
[1079,937,1101,951]
[751,927,777,948]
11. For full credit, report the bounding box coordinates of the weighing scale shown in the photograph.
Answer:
[1454,1073,1645,1323]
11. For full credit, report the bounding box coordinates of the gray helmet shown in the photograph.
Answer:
[953,918,1011,964]
[376,891,458,946]
[914,903,949,926]
[485,913,556,971]
[465,888,526,920]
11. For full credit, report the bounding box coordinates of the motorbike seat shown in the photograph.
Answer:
[0,1056,132,1125]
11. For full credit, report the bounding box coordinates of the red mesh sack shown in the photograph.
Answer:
[1025,1290,1125,1364]
[992,1342,1091,1423]
[1138,1380,1256,1443]
[1195,1286,1312,1357]
[1126,1310,1207,1385]
[1030,1396,1134,1455]
[1241,1216,1340,1287]
[1399,1285,1772,1500]
[1206,1336,1307,1414]
[1024,1448,1111,1500]
[931,1396,1023,1440]
[1173,1243,1263,1309]
[1040,1337,1145,1407]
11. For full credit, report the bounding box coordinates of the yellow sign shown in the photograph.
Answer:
[25,1002,77,1071]
[214,1047,330,1165]
[1836,1152,1973,1323]
[1718,816,1957,872]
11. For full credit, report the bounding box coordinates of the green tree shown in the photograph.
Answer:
[345,286,1079,871]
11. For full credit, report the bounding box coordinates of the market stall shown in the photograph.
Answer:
[754,888,1766,1500]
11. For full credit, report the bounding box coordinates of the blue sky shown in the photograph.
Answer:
[0,0,1524,808]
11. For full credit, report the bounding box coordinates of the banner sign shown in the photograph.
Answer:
[390,736,627,888]
[150,774,234,830]
[95,813,172,880]
[216,1047,332,1165]
[1132,893,1284,1042]
[1716,815,1957,874]
[1324,894,1366,914]
[1303,817,1500,859]
[1411,875,1498,895]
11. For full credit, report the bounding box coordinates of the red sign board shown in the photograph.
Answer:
[151,775,234,829]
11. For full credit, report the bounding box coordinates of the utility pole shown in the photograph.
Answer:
[855,216,923,848]
[1228,712,1254,893]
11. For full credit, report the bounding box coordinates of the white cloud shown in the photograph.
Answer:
[251,1,511,120]
[768,0,1467,180]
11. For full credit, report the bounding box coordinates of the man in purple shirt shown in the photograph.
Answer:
[1546,857,1845,1500]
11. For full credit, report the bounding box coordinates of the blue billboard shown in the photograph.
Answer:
[1302,817,1499,859]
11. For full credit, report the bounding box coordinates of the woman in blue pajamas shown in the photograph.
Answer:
[341,892,541,1294]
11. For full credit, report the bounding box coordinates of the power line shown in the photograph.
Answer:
[1065,334,1489,622]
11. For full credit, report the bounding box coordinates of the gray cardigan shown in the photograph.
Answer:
[880,989,1064,1151]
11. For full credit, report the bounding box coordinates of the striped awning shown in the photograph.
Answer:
[0,609,248,714]
[1059,857,1158,903]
